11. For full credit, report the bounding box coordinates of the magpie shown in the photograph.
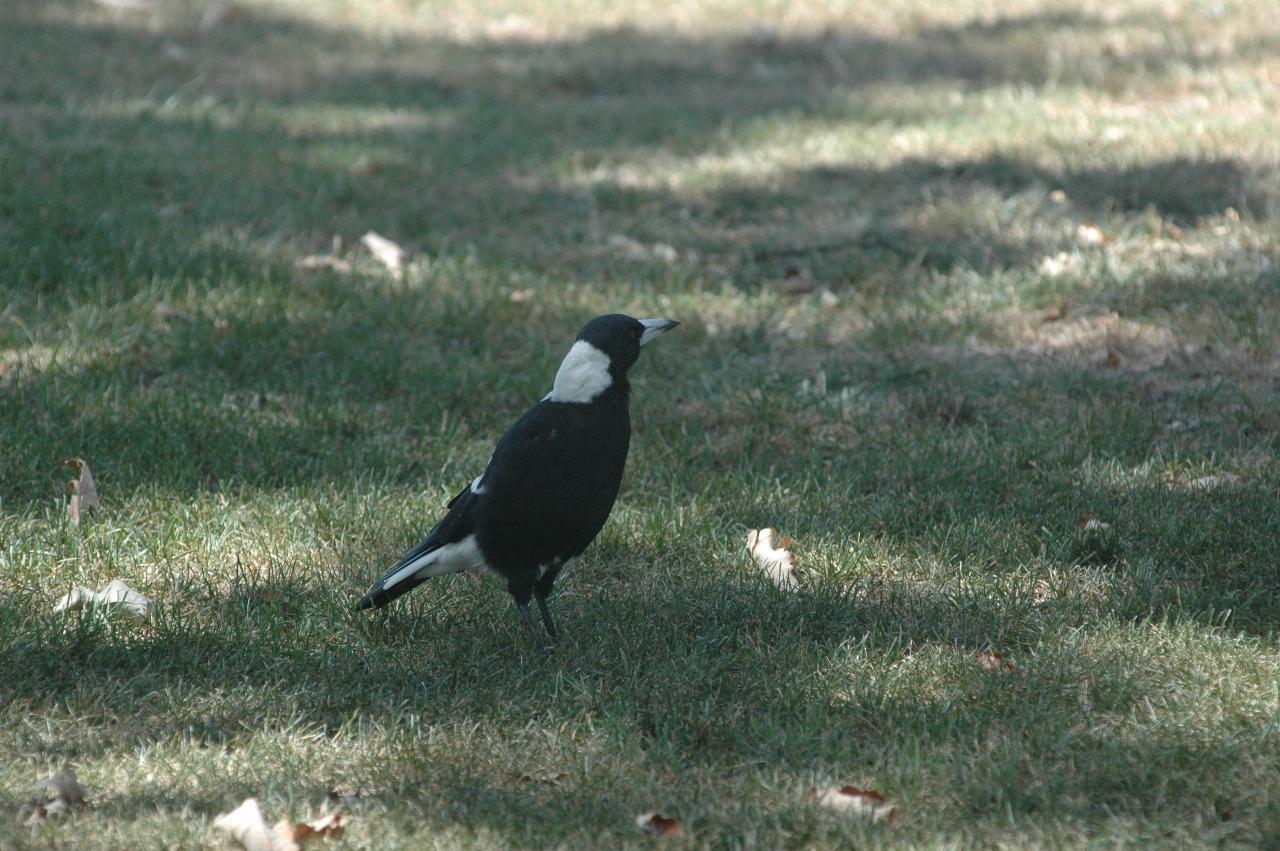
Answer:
[356,313,680,648]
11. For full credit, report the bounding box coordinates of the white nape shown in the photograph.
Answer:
[546,340,612,403]
[379,534,485,590]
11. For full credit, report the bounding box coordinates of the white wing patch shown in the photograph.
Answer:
[547,340,612,403]
[470,474,486,495]
[380,534,485,590]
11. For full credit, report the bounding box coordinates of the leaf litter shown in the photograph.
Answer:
[746,527,799,590]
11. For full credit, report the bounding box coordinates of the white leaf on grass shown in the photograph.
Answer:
[66,458,99,524]
[53,579,152,620]
[215,799,347,850]
[215,799,297,851]
[360,231,405,276]
[93,0,151,9]
[635,810,684,837]
[746,528,799,590]
[811,785,898,823]
[1076,224,1112,245]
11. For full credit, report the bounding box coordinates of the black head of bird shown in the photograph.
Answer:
[357,313,680,651]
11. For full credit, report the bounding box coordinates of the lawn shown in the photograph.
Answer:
[2,0,1279,847]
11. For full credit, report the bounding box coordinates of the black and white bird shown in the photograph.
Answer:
[356,313,680,647]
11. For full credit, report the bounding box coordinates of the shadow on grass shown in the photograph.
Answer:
[0,561,1270,842]
[3,1,1276,300]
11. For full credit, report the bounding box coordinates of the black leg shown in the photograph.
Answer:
[533,587,558,640]
[515,602,549,652]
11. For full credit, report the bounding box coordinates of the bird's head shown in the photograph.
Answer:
[548,314,680,403]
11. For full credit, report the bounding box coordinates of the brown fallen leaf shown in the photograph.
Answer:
[977,651,1017,673]
[811,785,898,823]
[53,579,152,619]
[28,770,87,821]
[360,231,405,276]
[66,457,99,524]
[635,810,684,837]
[292,813,347,843]
[1041,304,1067,322]
[777,264,818,295]
[746,527,799,590]
[513,770,567,786]
[216,799,348,850]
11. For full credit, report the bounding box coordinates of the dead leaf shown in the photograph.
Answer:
[977,651,1016,673]
[1041,304,1067,322]
[296,255,353,274]
[153,302,195,324]
[1076,224,1113,245]
[509,288,535,303]
[199,0,237,32]
[53,579,152,619]
[1101,348,1122,368]
[811,785,898,823]
[513,770,567,786]
[747,528,799,590]
[1190,473,1241,490]
[635,811,684,837]
[27,771,87,821]
[66,457,99,524]
[326,787,363,807]
[1077,512,1111,532]
[606,234,678,264]
[777,264,818,295]
[360,231,405,276]
[216,799,296,851]
[292,813,347,843]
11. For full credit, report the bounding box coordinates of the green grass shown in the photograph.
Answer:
[3,0,1280,847]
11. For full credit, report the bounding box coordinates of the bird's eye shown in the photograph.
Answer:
[630,329,639,340]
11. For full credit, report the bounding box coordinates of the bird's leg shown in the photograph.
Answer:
[512,586,549,653]
[533,586,558,640]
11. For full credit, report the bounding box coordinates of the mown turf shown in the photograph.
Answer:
[2,0,1279,847]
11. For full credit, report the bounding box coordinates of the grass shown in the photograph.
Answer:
[2,0,1279,846]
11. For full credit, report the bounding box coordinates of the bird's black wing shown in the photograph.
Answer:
[355,481,476,609]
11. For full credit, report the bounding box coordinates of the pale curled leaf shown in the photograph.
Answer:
[360,231,405,275]
[977,651,1017,673]
[747,528,799,590]
[296,255,353,274]
[28,771,87,821]
[66,457,100,524]
[635,810,684,837]
[812,785,898,823]
[199,0,237,32]
[53,579,152,619]
[214,799,297,851]
[30,771,87,806]
[293,812,347,842]
[1190,473,1241,490]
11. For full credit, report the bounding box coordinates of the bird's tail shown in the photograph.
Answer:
[356,575,428,610]
[355,536,451,610]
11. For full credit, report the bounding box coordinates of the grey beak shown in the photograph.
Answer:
[638,318,680,346]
